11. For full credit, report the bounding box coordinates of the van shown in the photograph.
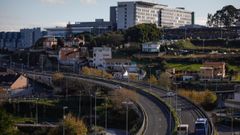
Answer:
[177,124,189,135]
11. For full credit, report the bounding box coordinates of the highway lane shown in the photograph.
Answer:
[25,72,172,135]
[6,66,213,135]
[127,81,213,135]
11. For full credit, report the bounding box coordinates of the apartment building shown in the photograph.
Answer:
[92,47,112,68]
[20,28,42,48]
[46,19,112,37]
[111,1,194,29]
[0,28,42,50]
[199,62,226,81]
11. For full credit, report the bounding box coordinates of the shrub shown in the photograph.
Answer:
[179,89,217,110]
[82,67,113,79]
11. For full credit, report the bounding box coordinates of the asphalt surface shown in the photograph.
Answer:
[26,72,172,135]
[128,81,212,135]
[4,65,213,135]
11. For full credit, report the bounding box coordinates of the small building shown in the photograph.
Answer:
[59,47,80,65]
[43,37,58,49]
[142,42,161,53]
[103,59,138,73]
[199,62,226,81]
[92,47,112,68]
[64,37,85,47]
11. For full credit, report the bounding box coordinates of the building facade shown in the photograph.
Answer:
[20,28,42,48]
[112,1,194,29]
[58,47,80,65]
[92,47,112,68]
[199,62,226,81]
[0,28,42,51]
[46,19,112,37]
[142,42,161,52]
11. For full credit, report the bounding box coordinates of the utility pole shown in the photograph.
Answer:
[105,97,108,130]
[63,106,68,135]
[94,91,97,135]
[78,90,81,118]
[58,59,60,72]
[65,79,68,101]
[35,98,38,124]
[126,103,128,135]
[41,55,44,72]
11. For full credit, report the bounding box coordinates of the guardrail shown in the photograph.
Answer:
[137,81,215,135]
[23,71,176,135]
[136,103,148,135]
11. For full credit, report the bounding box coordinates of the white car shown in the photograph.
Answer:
[177,124,189,135]
[166,92,176,97]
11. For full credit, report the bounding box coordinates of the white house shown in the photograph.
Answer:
[92,47,112,68]
[142,42,161,53]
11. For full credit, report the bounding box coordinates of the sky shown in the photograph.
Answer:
[0,0,239,32]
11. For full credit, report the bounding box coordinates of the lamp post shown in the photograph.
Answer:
[94,91,97,135]
[41,55,44,73]
[202,39,205,53]
[63,106,68,135]
[35,98,39,124]
[78,90,81,118]
[105,97,108,130]
[58,59,60,72]
[122,101,133,135]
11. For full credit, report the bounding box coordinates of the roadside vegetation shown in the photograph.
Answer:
[48,114,88,135]
[179,89,217,110]
[0,109,19,135]
[81,67,113,79]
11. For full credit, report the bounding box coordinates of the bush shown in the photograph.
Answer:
[0,109,19,135]
[179,89,217,110]
[82,67,113,79]
[52,72,64,86]
[48,114,87,135]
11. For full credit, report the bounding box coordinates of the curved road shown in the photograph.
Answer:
[26,72,173,135]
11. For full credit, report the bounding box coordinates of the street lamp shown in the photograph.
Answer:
[122,101,133,135]
[35,98,39,124]
[105,97,108,130]
[63,106,68,135]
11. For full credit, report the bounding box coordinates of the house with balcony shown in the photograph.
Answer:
[199,62,226,81]
[92,47,112,68]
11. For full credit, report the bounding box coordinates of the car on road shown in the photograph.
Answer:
[115,85,122,89]
[195,118,208,135]
[177,124,189,135]
[166,91,176,97]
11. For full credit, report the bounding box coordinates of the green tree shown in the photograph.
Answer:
[148,75,158,85]
[208,5,239,27]
[125,24,161,43]
[158,72,172,90]
[0,109,18,135]
[52,72,64,86]
[48,114,87,135]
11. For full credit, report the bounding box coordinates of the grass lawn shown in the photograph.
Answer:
[228,65,240,72]
[166,63,202,71]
